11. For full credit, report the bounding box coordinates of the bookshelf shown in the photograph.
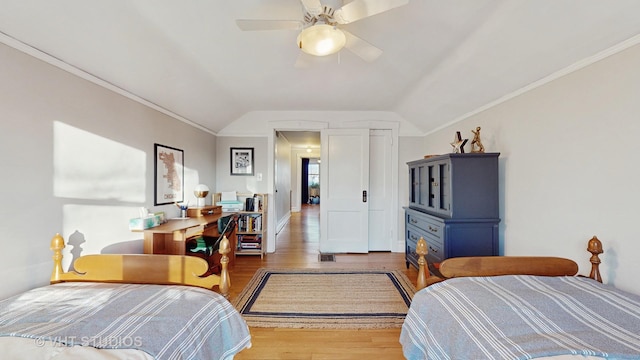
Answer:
[235,193,267,258]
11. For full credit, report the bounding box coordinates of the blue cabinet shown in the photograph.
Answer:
[405,153,500,269]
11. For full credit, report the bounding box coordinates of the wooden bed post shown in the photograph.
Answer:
[587,235,603,283]
[218,235,231,298]
[50,233,66,284]
[416,237,429,290]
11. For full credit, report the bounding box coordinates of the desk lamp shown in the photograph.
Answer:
[194,184,209,208]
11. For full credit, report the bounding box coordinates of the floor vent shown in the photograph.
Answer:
[319,254,336,262]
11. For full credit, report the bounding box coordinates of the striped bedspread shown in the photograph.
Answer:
[400,275,640,360]
[0,282,251,360]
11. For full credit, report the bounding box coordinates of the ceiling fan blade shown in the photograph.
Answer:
[300,0,323,16]
[334,0,409,24]
[342,30,383,62]
[236,19,303,31]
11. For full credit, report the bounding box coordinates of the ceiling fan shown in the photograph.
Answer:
[236,0,409,64]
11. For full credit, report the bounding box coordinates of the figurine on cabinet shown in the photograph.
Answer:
[450,131,468,153]
[471,126,485,153]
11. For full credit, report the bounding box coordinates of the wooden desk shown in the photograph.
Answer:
[138,212,236,270]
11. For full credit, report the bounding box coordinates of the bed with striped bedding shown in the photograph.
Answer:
[400,275,640,360]
[0,282,251,360]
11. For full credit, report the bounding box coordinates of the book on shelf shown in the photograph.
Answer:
[240,243,261,249]
[242,237,260,242]
[237,214,262,232]
[238,234,261,242]
[251,194,265,212]
[245,197,254,212]
[238,237,261,249]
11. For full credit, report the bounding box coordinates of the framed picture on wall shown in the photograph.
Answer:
[154,143,184,205]
[230,147,254,176]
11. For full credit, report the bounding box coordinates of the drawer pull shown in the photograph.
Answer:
[429,246,438,253]
[428,225,438,233]
[410,218,418,224]
[410,234,419,241]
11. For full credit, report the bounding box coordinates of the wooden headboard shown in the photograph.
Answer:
[50,233,232,298]
[415,236,604,290]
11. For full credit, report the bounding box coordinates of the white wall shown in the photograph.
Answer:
[0,42,217,299]
[421,42,640,294]
[219,111,421,137]
[274,132,292,233]
[215,136,269,195]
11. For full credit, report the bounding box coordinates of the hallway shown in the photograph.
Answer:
[273,204,321,259]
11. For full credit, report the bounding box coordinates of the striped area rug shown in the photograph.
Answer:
[232,268,416,329]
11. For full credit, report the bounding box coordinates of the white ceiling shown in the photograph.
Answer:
[2,0,640,137]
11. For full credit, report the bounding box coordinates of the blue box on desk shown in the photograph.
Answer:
[129,213,164,230]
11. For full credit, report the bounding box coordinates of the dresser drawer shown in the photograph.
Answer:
[406,226,423,247]
[405,225,421,270]
[406,224,444,266]
[425,237,443,264]
[407,212,443,240]
[405,234,443,270]
[405,241,418,269]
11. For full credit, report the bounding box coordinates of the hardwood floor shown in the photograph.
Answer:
[229,204,418,360]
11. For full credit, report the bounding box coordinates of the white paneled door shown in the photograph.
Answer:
[368,129,393,251]
[320,129,369,253]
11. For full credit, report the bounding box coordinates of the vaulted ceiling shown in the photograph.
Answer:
[2,0,640,136]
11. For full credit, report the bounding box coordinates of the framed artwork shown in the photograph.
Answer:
[154,143,184,205]
[230,147,254,176]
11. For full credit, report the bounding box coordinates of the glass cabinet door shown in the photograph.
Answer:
[427,164,435,209]
[408,158,452,215]
[409,166,422,206]
[437,161,450,214]
[418,165,428,208]
[425,160,451,215]
[409,166,418,206]
[409,164,430,211]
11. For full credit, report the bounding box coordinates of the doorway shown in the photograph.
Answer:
[273,130,321,235]
[270,130,322,254]
[268,125,400,254]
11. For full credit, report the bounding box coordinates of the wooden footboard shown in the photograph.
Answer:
[50,233,232,298]
[415,236,604,290]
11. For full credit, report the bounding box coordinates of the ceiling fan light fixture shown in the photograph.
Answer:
[297,24,346,56]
